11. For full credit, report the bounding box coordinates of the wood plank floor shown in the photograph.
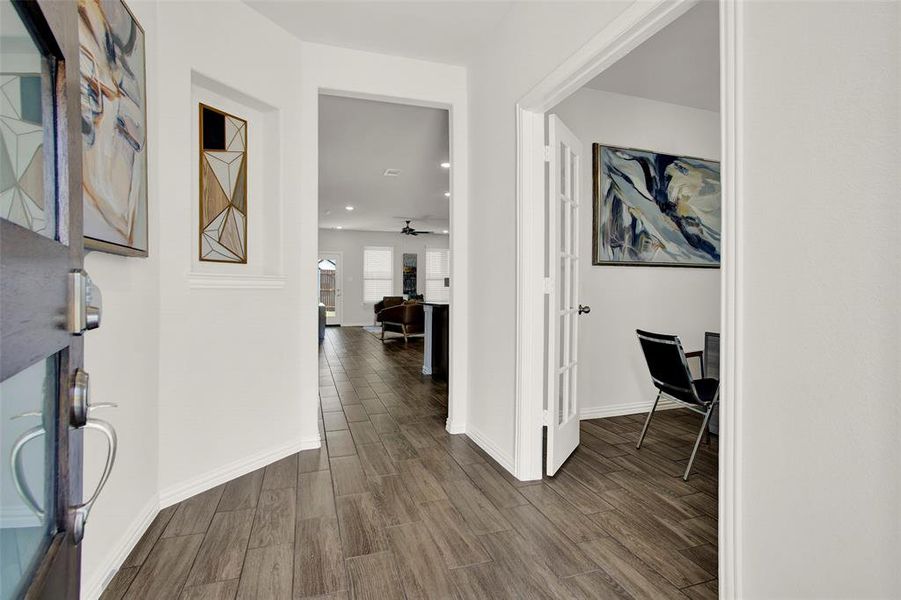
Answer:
[102,326,718,599]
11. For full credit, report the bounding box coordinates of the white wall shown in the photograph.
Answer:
[738,1,901,596]
[83,14,471,597]
[154,2,315,501]
[82,2,317,596]
[465,1,631,467]
[82,0,160,595]
[551,88,720,417]
[318,229,449,326]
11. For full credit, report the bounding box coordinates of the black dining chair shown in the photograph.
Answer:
[635,329,719,480]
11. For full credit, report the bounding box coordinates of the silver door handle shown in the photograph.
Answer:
[10,420,47,520]
[9,404,118,544]
[72,417,117,543]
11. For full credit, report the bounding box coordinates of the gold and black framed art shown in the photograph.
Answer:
[199,103,247,263]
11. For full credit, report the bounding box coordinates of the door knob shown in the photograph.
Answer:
[578,305,591,315]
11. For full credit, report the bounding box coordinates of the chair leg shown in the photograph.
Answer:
[684,404,715,481]
[636,391,661,449]
[380,325,385,341]
[402,324,408,343]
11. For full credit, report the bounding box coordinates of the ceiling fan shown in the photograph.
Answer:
[400,220,433,236]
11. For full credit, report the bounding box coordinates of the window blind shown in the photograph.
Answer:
[425,248,450,303]
[363,246,394,303]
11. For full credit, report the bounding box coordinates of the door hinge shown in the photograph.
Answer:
[543,277,553,294]
[544,145,551,162]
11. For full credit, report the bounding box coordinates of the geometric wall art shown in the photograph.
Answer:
[79,0,148,256]
[199,103,247,263]
[592,143,721,268]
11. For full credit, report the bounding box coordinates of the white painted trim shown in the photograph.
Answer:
[514,0,738,594]
[518,0,699,113]
[580,398,681,421]
[159,436,320,507]
[719,0,743,596]
[310,83,469,439]
[514,0,704,480]
[187,273,287,289]
[445,420,466,435]
[466,426,515,474]
[88,437,324,599]
[82,494,159,600]
[513,107,546,481]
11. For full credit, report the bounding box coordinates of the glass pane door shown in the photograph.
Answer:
[318,259,337,317]
[0,0,56,240]
[1,0,85,597]
[0,356,59,600]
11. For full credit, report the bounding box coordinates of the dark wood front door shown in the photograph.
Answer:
[1,1,92,597]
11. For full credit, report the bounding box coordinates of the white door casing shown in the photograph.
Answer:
[514,0,739,595]
[546,114,582,475]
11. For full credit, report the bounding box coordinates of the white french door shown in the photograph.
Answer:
[546,115,583,476]
[318,252,343,326]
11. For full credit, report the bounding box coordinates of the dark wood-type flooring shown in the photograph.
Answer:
[101,326,718,599]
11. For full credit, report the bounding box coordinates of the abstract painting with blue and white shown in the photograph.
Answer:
[593,144,720,267]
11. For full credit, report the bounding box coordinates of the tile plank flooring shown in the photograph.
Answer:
[102,326,718,599]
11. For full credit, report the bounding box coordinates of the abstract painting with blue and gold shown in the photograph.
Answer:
[593,144,720,267]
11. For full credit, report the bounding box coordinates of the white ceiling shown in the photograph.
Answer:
[244,1,515,65]
[584,1,720,111]
[319,94,450,234]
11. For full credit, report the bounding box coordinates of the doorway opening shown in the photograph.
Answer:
[317,92,457,425]
[515,0,737,594]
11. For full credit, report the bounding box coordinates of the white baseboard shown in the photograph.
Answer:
[445,419,465,435]
[580,398,681,420]
[82,493,159,600]
[85,436,321,599]
[466,426,515,474]
[159,436,321,508]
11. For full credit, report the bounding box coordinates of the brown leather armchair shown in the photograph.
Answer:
[374,296,404,325]
[378,302,424,342]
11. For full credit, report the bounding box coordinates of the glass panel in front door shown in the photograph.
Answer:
[1,1,76,596]
[0,355,59,600]
[0,0,56,240]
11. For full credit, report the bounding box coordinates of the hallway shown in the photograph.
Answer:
[101,327,717,599]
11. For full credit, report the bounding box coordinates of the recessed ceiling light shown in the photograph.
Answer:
[444,192,451,198]
[383,168,401,177]
[345,205,354,211]
[442,230,449,234]
[440,162,450,169]
[336,226,343,230]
